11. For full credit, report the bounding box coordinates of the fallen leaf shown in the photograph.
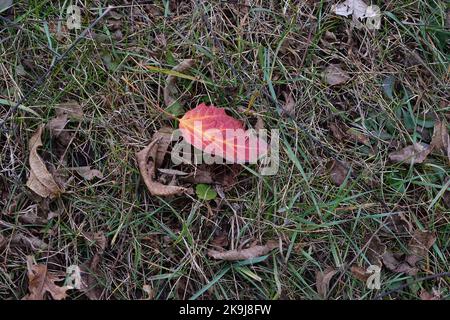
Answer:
[420,288,441,300]
[164,59,195,109]
[388,142,432,164]
[430,119,450,165]
[281,90,295,117]
[23,257,68,300]
[334,0,369,28]
[66,265,82,290]
[181,167,214,184]
[405,230,436,266]
[142,285,154,300]
[208,240,278,261]
[365,235,386,267]
[137,129,189,196]
[46,101,83,138]
[80,253,102,300]
[73,166,104,181]
[11,232,48,251]
[382,230,436,276]
[26,126,63,198]
[152,127,173,167]
[382,251,418,276]
[350,265,370,282]
[316,267,338,299]
[329,160,350,186]
[324,64,350,86]
[179,103,268,163]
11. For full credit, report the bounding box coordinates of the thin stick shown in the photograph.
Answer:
[0,6,113,135]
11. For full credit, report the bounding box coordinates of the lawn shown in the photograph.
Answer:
[0,0,449,300]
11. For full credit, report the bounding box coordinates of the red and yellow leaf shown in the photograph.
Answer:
[179,103,267,163]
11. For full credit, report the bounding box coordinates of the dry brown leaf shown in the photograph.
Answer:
[350,265,370,282]
[316,267,338,299]
[329,160,350,186]
[382,230,436,276]
[419,289,441,300]
[405,230,436,266]
[430,119,450,165]
[73,166,104,181]
[23,258,68,300]
[80,253,102,300]
[182,167,214,184]
[366,235,386,267]
[164,59,195,108]
[324,64,350,86]
[11,233,48,251]
[207,240,278,261]
[281,90,295,117]
[46,101,83,138]
[382,212,413,236]
[26,126,63,198]
[388,142,431,164]
[136,130,188,197]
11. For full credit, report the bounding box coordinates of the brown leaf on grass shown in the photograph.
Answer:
[182,167,214,184]
[281,90,295,117]
[350,265,370,282]
[46,101,83,138]
[73,166,104,181]
[23,257,68,300]
[366,235,387,267]
[382,212,413,236]
[405,230,436,266]
[164,59,195,108]
[382,230,436,276]
[26,126,63,198]
[11,233,48,251]
[324,64,350,86]
[80,253,102,300]
[388,142,432,164]
[207,240,278,261]
[430,119,450,165]
[420,289,441,300]
[136,129,188,197]
[316,267,338,299]
[329,160,350,186]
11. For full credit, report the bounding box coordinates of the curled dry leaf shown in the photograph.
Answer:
[164,59,195,108]
[208,240,278,261]
[316,267,338,299]
[324,64,350,86]
[136,128,189,196]
[26,126,63,198]
[388,142,431,164]
[23,258,68,300]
